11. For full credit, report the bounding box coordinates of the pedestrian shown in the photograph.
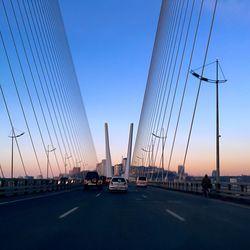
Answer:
[201,174,212,197]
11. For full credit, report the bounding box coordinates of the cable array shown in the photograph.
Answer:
[133,0,219,178]
[0,0,97,178]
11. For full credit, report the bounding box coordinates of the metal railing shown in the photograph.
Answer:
[148,180,250,197]
[0,178,83,197]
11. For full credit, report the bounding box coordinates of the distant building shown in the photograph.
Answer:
[59,173,69,178]
[240,175,250,183]
[69,167,81,177]
[178,165,185,180]
[122,158,127,174]
[114,164,123,176]
[96,159,106,176]
[24,176,34,180]
[212,170,217,178]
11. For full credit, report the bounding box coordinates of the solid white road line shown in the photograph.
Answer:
[59,207,79,219]
[96,193,102,197]
[166,209,186,222]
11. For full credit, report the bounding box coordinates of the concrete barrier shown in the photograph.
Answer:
[0,178,83,197]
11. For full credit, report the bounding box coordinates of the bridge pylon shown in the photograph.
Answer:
[124,123,133,180]
[104,123,113,177]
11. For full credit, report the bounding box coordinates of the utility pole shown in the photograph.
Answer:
[47,145,56,179]
[76,160,82,169]
[152,128,166,182]
[215,59,220,185]
[190,59,227,189]
[64,154,72,175]
[151,138,154,168]
[142,147,151,179]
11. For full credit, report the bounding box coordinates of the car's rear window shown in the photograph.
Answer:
[86,172,99,179]
[112,177,125,182]
[138,177,146,181]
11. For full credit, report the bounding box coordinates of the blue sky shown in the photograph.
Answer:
[59,0,250,175]
[59,0,162,164]
[0,0,248,177]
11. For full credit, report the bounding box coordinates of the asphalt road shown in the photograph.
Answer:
[0,184,249,250]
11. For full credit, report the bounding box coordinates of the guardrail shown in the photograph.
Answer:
[0,178,83,197]
[148,180,250,197]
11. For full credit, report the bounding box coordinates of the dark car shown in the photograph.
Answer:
[84,171,102,190]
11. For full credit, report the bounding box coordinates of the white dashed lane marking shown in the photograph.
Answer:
[166,209,186,222]
[59,207,79,219]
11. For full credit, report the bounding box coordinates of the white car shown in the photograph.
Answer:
[136,176,147,187]
[109,177,128,192]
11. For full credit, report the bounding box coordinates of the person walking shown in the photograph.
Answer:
[201,174,212,197]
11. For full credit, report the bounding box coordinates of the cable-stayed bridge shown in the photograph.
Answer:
[0,1,250,249]
[133,0,223,181]
[132,0,249,185]
[0,0,97,178]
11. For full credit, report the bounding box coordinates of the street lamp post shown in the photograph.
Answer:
[190,59,227,188]
[82,162,88,173]
[136,155,144,166]
[84,163,88,170]
[9,128,25,178]
[152,128,166,182]
[142,147,152,180]
[76,160,82,175]
[47,145,56,179]
[64,154,72,175]
[76,160,82,169]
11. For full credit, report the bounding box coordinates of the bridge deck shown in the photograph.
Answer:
[0,184,249,250]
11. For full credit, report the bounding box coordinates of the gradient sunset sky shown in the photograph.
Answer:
[0,1,248,177]
[59,0,250,176]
